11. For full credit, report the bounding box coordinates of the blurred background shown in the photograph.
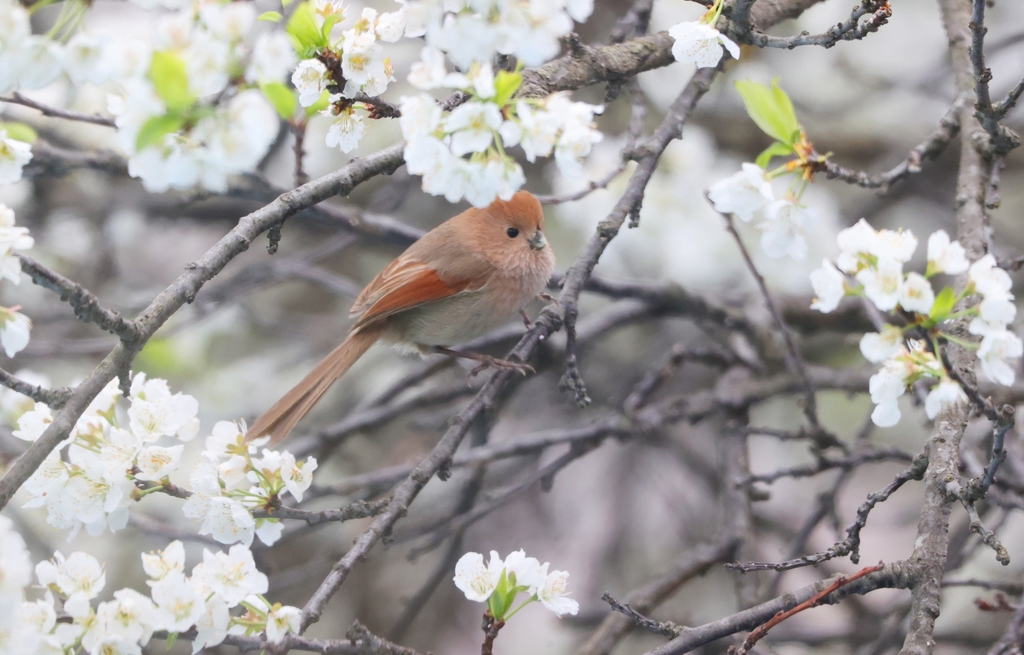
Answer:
[3,0,1024,653]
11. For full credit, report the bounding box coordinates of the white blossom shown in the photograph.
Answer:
[399,94,442,140]
[17,36,63,90]
[668,21,739,69]
[0,203,33,283]
[200,496,256,546]
[707,164,773,222]
[514,100,560,162]
[856,258,903,311]
[97,588,158,645]
[13,401,51,441]
[183,32,231,97]
[870,228,917,263]
[324,106,366,153]
[758,199,813,260]
[408,46,449,90]
[36,551,106,607]
[444,102,502,156]
[977,329,1023,386]
[536,564,578,616]
[192,595,231,653]
[869,353,913,427]
[265,604,301,644]
[898,272,935,314]
[100,39,152,81]
[925,379,968,420]
[970,296,1017,336]
[128,373,199,441]
[292,59,331,108]
[453,551,502,602]
[141,541,185,582]
[968,254,1013,299]
[0,129,32,184]
[63,32,111,84]
[0,307,31,357]
[926,230,969,275]
[199,2,256,43]
[860,325,904,364]
[809,259,846,313]
[193,545,267,606]
[282,456,317,502]
[502,550,543,591]
[246,32,297,84]
[150,572,204,632]
[835,218,878,274]
[134,445,184,481]
[375,9,407,42]
[0,515,31,605]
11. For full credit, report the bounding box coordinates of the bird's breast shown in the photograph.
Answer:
[385,259,552,350]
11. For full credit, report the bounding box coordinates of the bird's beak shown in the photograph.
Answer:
[529,230,547,251]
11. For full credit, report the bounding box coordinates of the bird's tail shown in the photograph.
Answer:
[246,324,383,446]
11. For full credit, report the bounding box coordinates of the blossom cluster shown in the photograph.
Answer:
[454,549,578,619]
[708,162,816,260]
[13,370,316,545]
[400,62,603,207]
[403,0,594,70]
[106,3,289,192]
[183,420,316,547]
[289,1,406,154]
[0,524,302,654]
[809,220,1022,426]
[17,374,199,538]
[0,204,34,357]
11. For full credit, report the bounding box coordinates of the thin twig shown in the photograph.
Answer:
[728,451,928,571]
[602,592,683,638]
[714,207,821,433]
[823,96,963,193]
[17,254,138,340]
[0,369,72,409]
[737,0,891,49]
[1,92,117,127]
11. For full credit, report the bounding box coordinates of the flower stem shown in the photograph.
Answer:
[480,612,505,655]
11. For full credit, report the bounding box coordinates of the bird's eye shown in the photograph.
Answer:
[506,228,519,238]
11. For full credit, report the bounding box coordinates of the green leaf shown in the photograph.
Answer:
[493,70,523,107]
[304,89,331,117]
[320,15,338,44]
[734,78,801,146]
[287,3,323,55]
[1,122,37,143]
[149,51,194,113]
[260,82,297,119]
[929,286,956,322]
[135,114,184,152]
[282,0,295,6]
[258,10,283,22]
[754,141,794,169]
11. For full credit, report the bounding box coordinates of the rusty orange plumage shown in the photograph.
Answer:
[247,191,556,445]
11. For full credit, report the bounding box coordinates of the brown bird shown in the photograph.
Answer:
[247,190,557,446]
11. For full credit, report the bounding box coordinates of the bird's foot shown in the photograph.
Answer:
[434,347,535,377]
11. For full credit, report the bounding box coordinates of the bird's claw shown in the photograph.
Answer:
[469,356,535,377]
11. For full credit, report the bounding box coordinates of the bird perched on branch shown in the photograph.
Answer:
[247,190,556,446]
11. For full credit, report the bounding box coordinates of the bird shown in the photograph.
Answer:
[246,190,557,446]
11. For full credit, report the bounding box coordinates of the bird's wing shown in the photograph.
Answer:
[350,255,482,328]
